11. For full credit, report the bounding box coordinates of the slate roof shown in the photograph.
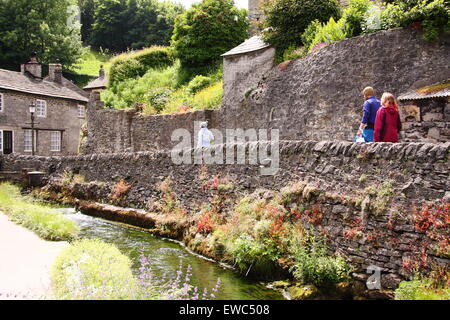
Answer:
[83,74,107,90]
[221,35,271,57]
[398,82,450,101]
[0,68,88,102]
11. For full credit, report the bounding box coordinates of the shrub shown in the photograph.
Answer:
[344,0,373,37]
[108,46,174,86]
[289,233,352,286]
[307,17,348,52]
[262,0,342,55]
[51,239,138,299]
[0,182,79,241]
[186,75,213,95]
[380,0,450,41]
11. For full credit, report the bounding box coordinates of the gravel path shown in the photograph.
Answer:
[0,212,68,299]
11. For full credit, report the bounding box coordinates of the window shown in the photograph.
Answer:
[0,93,3,112]
[24,129,36,152]
[50,131,61,152]
[0,130,3,152]
[36,99,46,117]
[78,104,86,118]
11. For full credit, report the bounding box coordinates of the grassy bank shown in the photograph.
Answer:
[0,182,79,241]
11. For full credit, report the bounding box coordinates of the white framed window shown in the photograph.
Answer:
[36,99,46,117]
[0,130,3,153]
[0,93,3,112]
[50,131,61,152]
[78,104,86,118]
[24,129,36,152]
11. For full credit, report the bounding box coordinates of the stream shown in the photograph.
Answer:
[58,208,285,300]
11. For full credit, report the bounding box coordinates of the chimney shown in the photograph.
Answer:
[99,65,105,79]
[48,61,63,84]
[21,52,42,78]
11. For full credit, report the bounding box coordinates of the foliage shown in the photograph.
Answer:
[380,0,450,40]
[307,17,348,52]
[0,182,79,241]
[171,0,248,73]
[51,239,139,299]
[108,46,174,86]
[111,179,131,202]
[88,0,184,52]
[102,60,223,114]
[0,0,84,69]
[289,232,352,286]
[70,47,112,76]
[395,268,450,300]
[262,0,341,56]
[186,75,213,95]
[344,0,373,36]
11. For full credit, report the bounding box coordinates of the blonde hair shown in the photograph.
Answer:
[381,92,398,110]
[363,87,375,97]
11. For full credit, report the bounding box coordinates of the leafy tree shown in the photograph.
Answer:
[171,0,248,73]
[261,0,341,54]
[90,0,128,52]
[78,0,95,44]
[0,0,84,69]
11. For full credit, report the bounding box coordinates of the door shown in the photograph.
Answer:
[3,131,13,154]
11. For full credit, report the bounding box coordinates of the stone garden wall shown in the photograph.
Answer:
[2,140,449,289]
[80,28,450,154]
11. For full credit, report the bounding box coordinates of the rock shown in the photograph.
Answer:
[334,281,353,298]
[288,284,320,300]
[269,280,291,289]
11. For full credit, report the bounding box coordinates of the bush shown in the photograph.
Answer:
[262,0,342,55]
[186,76,213,95]
[0,182,79,241]
[307,17,348,52]
[380,0,450,41]
[344,0,373,37]
[289,233,352,286]
[51,239,138,300]
[108,46,174,86]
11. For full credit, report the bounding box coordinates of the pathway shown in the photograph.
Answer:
[0,212,68,299]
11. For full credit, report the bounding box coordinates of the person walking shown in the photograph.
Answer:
[356,87,381,142]
[197,121,214,148]
[374,92,402,142]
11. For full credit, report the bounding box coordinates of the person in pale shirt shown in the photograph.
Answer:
[197,121,214,148]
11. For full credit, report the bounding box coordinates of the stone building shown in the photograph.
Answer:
[0,55,88,156]
[398,82,450,143]
[221,35,275,110]
[83,66,107,93]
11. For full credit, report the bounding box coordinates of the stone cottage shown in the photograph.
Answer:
[0,54,89,156]
[398,81,450,143]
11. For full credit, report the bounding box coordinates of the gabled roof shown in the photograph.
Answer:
[221,35,271,57]
[398,81,450,101]
[0,68,88,102]
[83,75,107,90]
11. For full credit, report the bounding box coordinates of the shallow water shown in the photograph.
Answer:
[59,208,284,300]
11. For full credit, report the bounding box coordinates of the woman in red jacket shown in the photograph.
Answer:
[374,92,402,142]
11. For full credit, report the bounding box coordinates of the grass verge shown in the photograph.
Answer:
[0,182,79,241]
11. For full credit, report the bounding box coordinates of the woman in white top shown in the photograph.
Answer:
[197,121,214,148]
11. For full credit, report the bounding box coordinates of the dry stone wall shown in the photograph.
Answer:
[2,140,449,287]
[80,28,450,154]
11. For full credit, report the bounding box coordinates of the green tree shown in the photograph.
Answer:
[78,0,95,44]
[171,0,248,75]
[0,0,84,70]
[262,0,341,54]
[90,0,128,52]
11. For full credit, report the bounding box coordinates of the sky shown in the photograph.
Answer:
[174,0,248,9]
